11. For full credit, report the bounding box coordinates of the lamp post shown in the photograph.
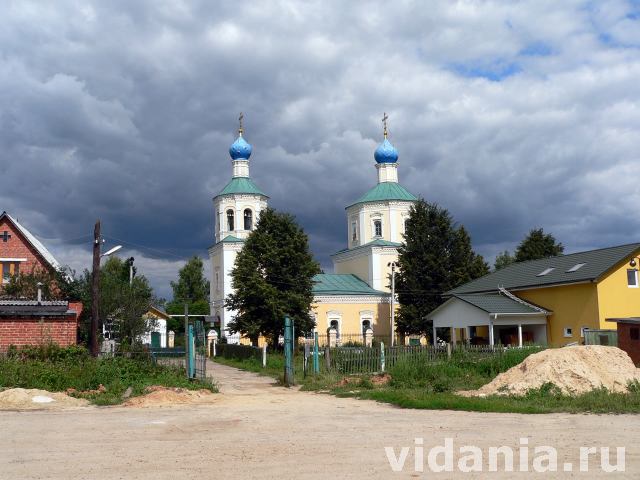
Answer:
[90,220,122,357]
[388,261,399,347]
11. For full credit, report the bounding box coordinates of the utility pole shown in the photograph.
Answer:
[90,220,101,357]
[388,261,398,347]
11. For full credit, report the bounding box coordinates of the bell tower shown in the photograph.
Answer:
[209,115,269,341]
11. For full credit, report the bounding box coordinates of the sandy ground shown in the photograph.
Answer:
[0,361,639,479]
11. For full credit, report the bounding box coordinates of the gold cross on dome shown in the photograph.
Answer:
[238,112,244,135]
[382,112,389,138]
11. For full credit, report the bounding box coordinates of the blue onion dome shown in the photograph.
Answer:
[374,138,398,163]
[229,135,252,160]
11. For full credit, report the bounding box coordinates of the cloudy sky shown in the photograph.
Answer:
[2,0,640,299]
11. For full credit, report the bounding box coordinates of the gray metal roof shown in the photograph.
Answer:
[449,243,640,295]
[0,300,71,316]
[454,294,547,314]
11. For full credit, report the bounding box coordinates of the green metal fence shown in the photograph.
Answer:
[316,343,545,375]
[216,343,264,362]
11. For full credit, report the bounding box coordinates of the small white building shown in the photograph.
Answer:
[140,306,169,348]
[428,289,550,346]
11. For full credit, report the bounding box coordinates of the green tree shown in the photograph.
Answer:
[494,250,515,270]
[515,228,564,262]
[80,257,154,347]
[3,266,84,301]
[166,256,210,332]
[225,208,320,346]
[395,201,489,336]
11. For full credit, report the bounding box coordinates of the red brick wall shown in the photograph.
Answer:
[617,323,640,365]
[0,217,52,276]
[0,315,78,351]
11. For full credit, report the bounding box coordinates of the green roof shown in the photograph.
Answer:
[449,243,640,295]
[347,182,417,208]
[332,239,402,256]
[220,235,244,243]
[216,177,267,198]
[313,274,388,296]
[453,294,547,314]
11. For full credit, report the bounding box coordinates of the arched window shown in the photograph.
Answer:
[374,220,382,237]
[330,319,340,339]
[226,209,234,231]
[362,319,371,336]
[244,209,253,230]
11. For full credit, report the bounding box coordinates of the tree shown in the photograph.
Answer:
[225,208,320,346]
[2,266,83,301]
[515,228,564,262]
[79,257,154,348]
[494,250,515,270]
[395,201,489,336]
[166,256,210,332]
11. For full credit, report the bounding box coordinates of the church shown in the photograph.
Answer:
[209,115,417,344]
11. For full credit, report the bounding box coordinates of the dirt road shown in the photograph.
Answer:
[1,361,639,479]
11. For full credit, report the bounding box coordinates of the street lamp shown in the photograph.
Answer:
[102,245,122,257]
[388,261,399,347]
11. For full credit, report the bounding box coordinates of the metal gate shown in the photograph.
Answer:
[187,318,207,381]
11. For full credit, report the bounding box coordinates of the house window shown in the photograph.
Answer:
[563,327,573,338]
[373,220,382,237]
[244,209,253,230]
[351,221,357,242]
[631,327,639,341]
[1,261,19,284]
[226,209,234,231]
[627,269,638,288]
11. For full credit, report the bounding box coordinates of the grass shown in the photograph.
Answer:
[0,344,216,405]
[214,348,640,414]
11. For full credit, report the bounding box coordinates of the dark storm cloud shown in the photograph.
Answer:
[1,0,640,298]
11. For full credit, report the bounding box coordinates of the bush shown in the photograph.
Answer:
[0,346,215,405]
[6,343,90,362]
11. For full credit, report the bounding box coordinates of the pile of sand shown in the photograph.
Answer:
[123,386,217,408]
[0,388,90,410]
[462,345,640,397]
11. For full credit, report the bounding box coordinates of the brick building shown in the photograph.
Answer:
[0,211,80,350]
[0,211,61,284]
[606,318,640,365]
[0,300,82,350]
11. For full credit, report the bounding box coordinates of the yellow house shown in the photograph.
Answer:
[429,243,640,347]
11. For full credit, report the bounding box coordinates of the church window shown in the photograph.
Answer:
[351,221,357,242]
[226,209,234,231]
[374,220,382,237]
[404,219,409,234]
[244,209,253,230]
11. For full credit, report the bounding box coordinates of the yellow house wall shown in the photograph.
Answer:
[596,262,640,328]
[313,301,392,337]
[334,255,370,283]
[516,283,600,346]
